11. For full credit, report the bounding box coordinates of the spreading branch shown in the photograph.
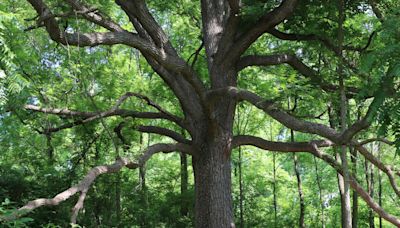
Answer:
[23,92,187,133]
[237,53,359,94]
[267,28,376,54]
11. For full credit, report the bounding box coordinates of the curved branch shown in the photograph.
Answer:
[1,143,193,223]
[137,125,192,144]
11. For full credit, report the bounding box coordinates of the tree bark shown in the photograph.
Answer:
[180,152,189,217]
[291,130,305,228]
[337,0,352,226]
[238,146,244,228]
[139,166,148,228]
[350,148,358,228]
[193,138,234,228]
[313,156,326,228]
[273,151,278,228]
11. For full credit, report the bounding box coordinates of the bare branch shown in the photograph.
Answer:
[1,143,193,223]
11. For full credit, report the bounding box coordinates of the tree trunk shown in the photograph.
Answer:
[365,155,375,228]
[291,130,305,228]
[180,152,189,217]
[193,139,234,228]
[378,143,383,228]
[139,166,148,228]
[273,153,278,228]
[313,156,325,228]
[350,148,358,228]
[115,173,121,227]
[238,146,244,228]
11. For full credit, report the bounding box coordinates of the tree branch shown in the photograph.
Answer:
[137,125,191,144]
[232,135,333,152]
[1,143,193,223]
[233,137,400,226]
[237,53,359,94]
[267,28,375,54]
[308,144,400,227]
[227,0,298,62]
[63,0,124,32]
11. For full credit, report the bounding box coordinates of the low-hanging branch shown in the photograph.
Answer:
[0,143,193,224]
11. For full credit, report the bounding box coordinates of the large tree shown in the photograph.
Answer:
[1,0,400,227]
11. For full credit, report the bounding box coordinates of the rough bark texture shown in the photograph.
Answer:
[193,138,234,228]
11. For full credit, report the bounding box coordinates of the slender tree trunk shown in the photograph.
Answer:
[238,146,244,228]
[115,173,121,227]
[273,151,278,228]
[350,148,358,228]
[365,154,375,228]
[314,156,325,228]
[139,166,148,228]
[180,152,189,217]
[337,0,352,226]
[378,143,383,228]
[291,130,305,228]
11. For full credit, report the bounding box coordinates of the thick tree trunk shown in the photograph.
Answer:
[193,138,234,228]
